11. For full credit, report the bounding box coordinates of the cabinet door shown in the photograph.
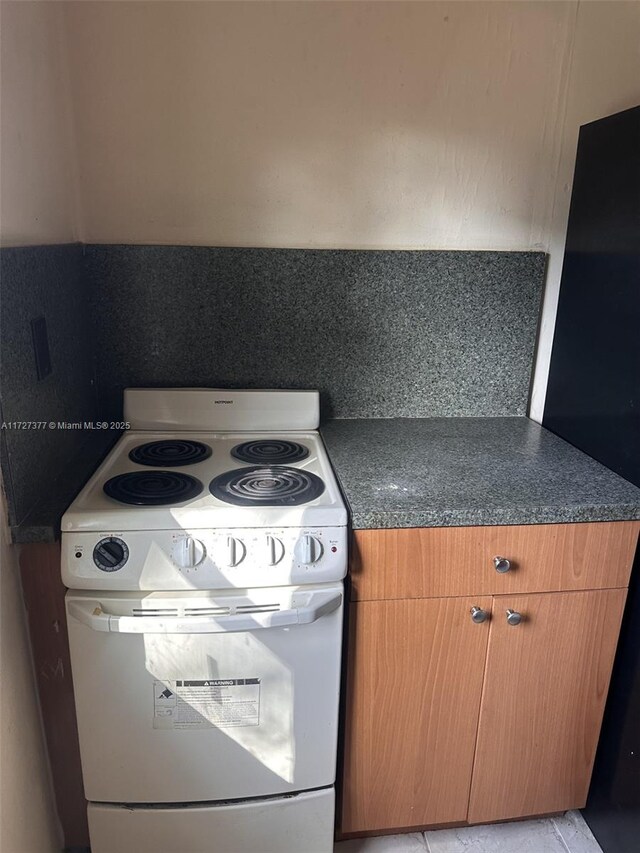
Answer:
[468,588,627,824]
[342,597,491,834]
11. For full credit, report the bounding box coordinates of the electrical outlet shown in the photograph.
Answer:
[31,316,52,380]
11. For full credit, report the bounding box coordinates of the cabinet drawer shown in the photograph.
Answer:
[351,521,639,601]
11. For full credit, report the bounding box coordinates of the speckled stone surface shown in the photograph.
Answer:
[0,244,100,529]
[320,418,640,528]
[10,431,117,544]
[86,246,545,421]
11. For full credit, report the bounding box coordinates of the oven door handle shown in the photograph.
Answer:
[67,589,342,634]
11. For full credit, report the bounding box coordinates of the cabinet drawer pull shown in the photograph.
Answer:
[470,606,489,624]
[506,609,523,626]
[494,556,512,573]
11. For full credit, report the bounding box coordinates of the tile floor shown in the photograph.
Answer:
[334,810,603,853]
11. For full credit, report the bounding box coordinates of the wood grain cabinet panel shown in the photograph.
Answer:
[341,521,640,837]
[342,596,492,834]
[19,542,89,849]
[468,588,627,824]
[351,522,639,601]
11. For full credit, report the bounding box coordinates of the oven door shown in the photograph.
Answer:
[66,584,343,803]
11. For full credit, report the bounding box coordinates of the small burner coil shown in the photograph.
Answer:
[129,440,212,467]
[231,440,310,465]
[104,471,203,505]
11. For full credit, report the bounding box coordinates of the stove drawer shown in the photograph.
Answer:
[66,585,343,803]
[88,788,334,853]
[350,521,639,600]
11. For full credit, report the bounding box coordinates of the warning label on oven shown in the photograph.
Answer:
[153,679,260,730]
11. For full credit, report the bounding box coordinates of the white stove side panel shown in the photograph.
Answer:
[124,388,320,431]
[88,789,334,853]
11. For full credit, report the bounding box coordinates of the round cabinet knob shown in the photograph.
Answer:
[506,609,523,626]
[494,556,512,573]
[171,537,206,569]
[266,535,285,566]
[470,606,489,624]
[93,537,129,572]
[226,536,246,567]
[294,535,323,565]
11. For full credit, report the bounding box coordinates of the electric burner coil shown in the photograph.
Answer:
[129,440,212,467]
[209,466,325,507]
[104,471,203,506]
[231,440,310,465]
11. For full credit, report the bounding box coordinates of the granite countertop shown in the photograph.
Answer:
[320,417,640,529]
[14,416,640,543]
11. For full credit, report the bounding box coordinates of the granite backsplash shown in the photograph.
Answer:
[86,246,546,420]
[0,244,103,529]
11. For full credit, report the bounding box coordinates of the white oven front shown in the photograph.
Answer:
[66,583,343,805]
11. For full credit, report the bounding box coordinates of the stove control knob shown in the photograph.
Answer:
[266,535,285,566]
[172,537,206,569]
[93,537,129,572]
[295,535,323,565]
[226,536,246,567]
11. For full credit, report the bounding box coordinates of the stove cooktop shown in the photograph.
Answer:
[61,389,348,590]
[62,430,346,532]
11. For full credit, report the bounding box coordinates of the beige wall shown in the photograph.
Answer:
[0,0,79,246]
[0,479,61,853]
[64,0,575,250]
[529,0,640,421]
[0,9,67,847]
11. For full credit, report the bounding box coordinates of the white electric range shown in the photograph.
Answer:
[62,388,348,853]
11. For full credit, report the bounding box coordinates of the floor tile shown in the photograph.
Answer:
[335,832,428,852]
[424,817,570,853]
[552,811,603,853]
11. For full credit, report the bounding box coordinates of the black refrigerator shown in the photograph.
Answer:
[544,105,640,853]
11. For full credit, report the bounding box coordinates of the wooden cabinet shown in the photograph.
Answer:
[468,589,626,824]
[343,597,491,833]
[341,521,639,837]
